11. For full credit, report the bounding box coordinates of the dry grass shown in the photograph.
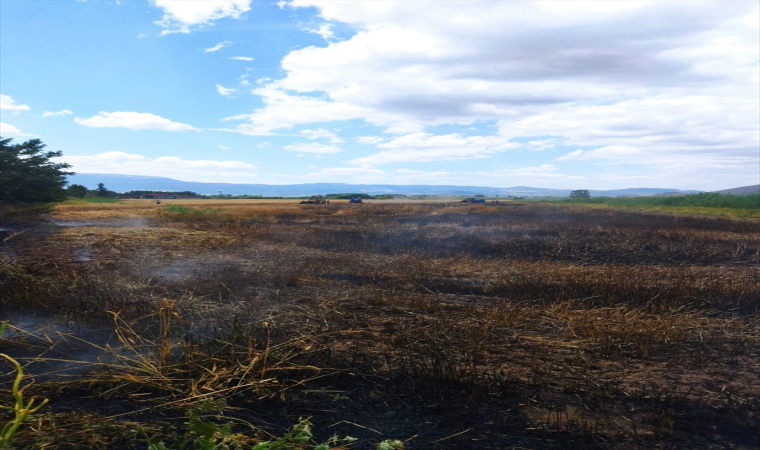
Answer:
[1,200,758,449]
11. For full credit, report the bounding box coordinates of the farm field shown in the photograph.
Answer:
[1,200,759,449]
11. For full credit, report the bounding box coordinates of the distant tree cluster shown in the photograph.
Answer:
[123,190,198,196]
[324,193,375,199]
[570,189,591,198]
[204,194,286,199]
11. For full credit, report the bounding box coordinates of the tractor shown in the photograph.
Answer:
[300,195,327,204]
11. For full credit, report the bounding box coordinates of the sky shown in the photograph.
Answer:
[1,0,758,190]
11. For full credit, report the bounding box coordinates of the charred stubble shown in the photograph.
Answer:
[1,201,758,449]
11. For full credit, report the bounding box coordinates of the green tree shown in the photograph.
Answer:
[570,189,591,199]
[66,184,88,198]
[95,183,118,198]
[0,137,73,204]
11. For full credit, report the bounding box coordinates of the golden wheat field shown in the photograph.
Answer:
[1,199,759,449]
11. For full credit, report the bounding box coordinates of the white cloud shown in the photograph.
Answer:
[219,145,230,150]
[300,128,343,143]
[221,86,369,135]
[307,23,334,41]
[449,164,587,189]
[557,146,640,162]
[231,56,254,61]
[74,111,198,131]
[261,1,757,133]
[0,122,35,137]
[526,139,557,151]
[282,142,342,154]
[0,95,30,111]
[307,166,388,182]
[216,84,236,96]
[357,136,384,145]
[486,164,582,179]
[300,165,583,187]
[498,96,760,161]
[64,151,257,183]
[42,109,73,118]
[393,169,451,182]
[349,132,518,166]
[232,0,758,183]
[590,159,759,191]
[205,40,232,52]
[238,69,254,85]
[150,0,251,35]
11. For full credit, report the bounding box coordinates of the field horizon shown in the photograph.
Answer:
[65,173,710,198]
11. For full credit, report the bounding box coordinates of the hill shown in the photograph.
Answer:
[713,185,760,195]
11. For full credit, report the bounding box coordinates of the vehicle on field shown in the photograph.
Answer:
[349,196,363,204]
[300,195,327,204]
[460,198,486,203]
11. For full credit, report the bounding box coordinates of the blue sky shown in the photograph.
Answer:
[1,0,758,190]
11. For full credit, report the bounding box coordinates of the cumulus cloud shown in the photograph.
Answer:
[349,132,518,166]
[74,111,198,131]
[64,151,257,183]
[205,40,232,52]
[393,169,452,182]
[357,136,384,145]
[557,146,641,162]
[282,142,342,154]
[300,128,343,143]
[484,164,583,179]
[231,56,254,61]
[307,166,388,182]
[507,96,760,161]
[42,109,73,117]
[221,86,369,135]
[151,0,251,35]
[216,84,235,96]
[0,95,30,111]
[0,122,35,137]
[247,1,751,133]
[526,140,557,151]
[227,0,758,182]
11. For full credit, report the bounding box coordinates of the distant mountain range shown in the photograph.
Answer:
[66,173,706,197]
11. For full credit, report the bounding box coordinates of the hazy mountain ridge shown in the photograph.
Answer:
[712,185,760,195]
[67,173,702,197]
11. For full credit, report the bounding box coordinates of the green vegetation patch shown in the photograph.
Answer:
[553,192,760,209]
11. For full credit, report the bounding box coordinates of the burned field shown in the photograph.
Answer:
[2,201,759,449]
